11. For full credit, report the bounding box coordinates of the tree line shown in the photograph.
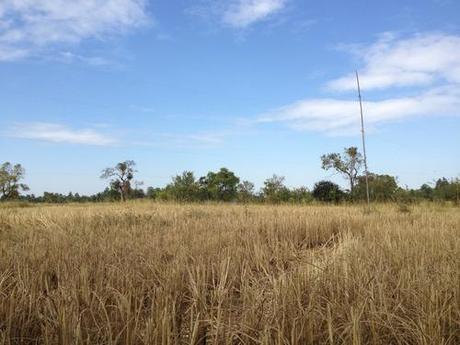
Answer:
[1,147,459,204]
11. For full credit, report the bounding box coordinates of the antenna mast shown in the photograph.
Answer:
[356,71,370,208]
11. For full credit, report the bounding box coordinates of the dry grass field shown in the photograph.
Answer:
[0,202,459,345]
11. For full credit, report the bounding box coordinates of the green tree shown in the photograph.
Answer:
[356,173,398,202]
[289,187,313,204]
[199,168,240,201]
[42,192,66,203]
[262,175,290,203]
[166,171,200,201]
[321,147,363,196]
[312,180,344,203]
[434,177,458,201]
[419,183,434,201]
[101,160,136,202]
[237,180,255,203]
[0,162,29,200]
[146,187,163,200]
[393,186,416,204]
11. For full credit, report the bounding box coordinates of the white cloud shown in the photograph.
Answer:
[0,0,148,61]
[223,0,287,28]
[327,33,460,91]
[58,51,113,66]
[189,0,287,28]
[259,86,460,135]
[9,123,117,146]
[257,32,460,135]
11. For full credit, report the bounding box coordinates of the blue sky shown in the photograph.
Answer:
[0,0,459,194]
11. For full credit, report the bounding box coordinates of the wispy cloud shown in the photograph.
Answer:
[57,51,114,66]
[259,87,460,135]
[8,123,117,146]
[0,0,149,61]
[327,33,460,91]
[257,32,460,135]
[223,0,287,28]
[189,0,287,29]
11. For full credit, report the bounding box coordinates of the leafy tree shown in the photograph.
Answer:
[312,180,344,203]
[419,183,434,201]
[289,187,313,204]
[237,180,255,203]
[356,173,398,202]
[130,188,146,199]
[128,181,145,199]
[393,187,417,204]
[0,162,29,200]
[42,192,66,203]
[262,175,290,203]
[456,177,460,205]
[321,147,363,196]
[166,171,200,201]
[100,160,136,202]
[146,187,163,200]
[90,187,120,202]
[434,177,458,201]
[199,168,240,201]
[435,177,450,189]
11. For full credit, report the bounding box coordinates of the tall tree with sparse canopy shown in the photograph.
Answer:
[321,147,363,196]
[0,162,29,200]
[101,160,136,202]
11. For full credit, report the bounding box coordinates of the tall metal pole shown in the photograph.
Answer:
[356,71,370,208]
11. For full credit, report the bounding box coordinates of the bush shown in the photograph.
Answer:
[312,181,345,203]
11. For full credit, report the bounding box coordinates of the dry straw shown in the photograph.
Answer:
[0,202,459,344]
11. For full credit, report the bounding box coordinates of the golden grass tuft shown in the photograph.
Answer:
[0,202,459,344]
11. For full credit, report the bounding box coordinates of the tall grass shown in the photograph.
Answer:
[0,202,459,344]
